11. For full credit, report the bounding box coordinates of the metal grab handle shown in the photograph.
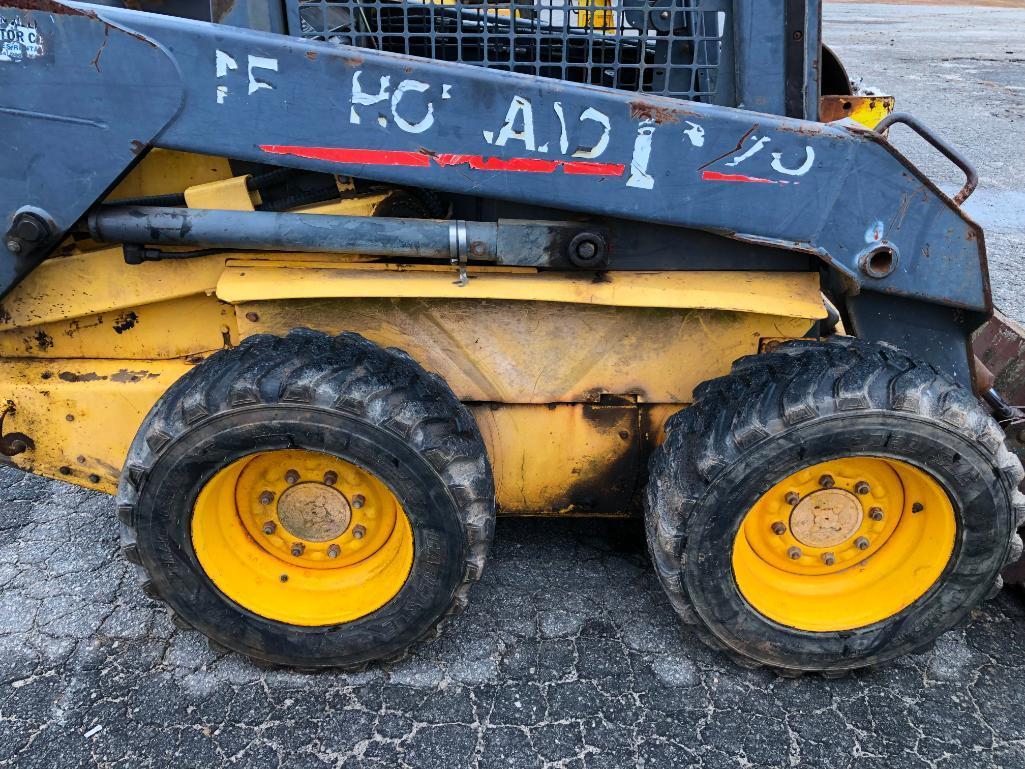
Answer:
[875,112,979,205]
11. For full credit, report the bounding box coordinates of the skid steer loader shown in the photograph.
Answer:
[2,0,1024,676]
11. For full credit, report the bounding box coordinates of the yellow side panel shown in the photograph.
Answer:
[0,358,194,491]
[0,293,237,359]
[107,150,234,201]
[237,297,815,403]
[218,265,827,318]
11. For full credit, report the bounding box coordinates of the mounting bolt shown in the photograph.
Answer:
[245,312,259,323]
[821,552,836,566]
[785,491,800,506]
[869,507,884,521]
[771,521,787,535]
[323,470,338,486]
[5,239,21,255]
[327,544,341,558]
[291,542,305,557]
[854,481,871,495]
[262,521,277,535]
[352,494,365,509]
[259,490,275,505]
[659,10,669,19]
[855,536,870,550]
[787,546,802,560]
[279,574,288,583]
[912,502,924,513]
[285,469,300,484]
[353,525,366,540]
[819,474,835,488]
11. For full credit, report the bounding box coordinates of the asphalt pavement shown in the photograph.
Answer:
[2,4,1025,768]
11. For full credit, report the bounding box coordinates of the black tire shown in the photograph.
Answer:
[117,329,495,668]
[645,337,1025,675]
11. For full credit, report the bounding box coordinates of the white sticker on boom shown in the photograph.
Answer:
[0,16,44,63]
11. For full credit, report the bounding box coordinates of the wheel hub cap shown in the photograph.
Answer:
[277,483,352,542]
[789,489,863,548]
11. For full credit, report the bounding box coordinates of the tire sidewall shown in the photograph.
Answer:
[683,411,1014,671]
[133,404,467,666]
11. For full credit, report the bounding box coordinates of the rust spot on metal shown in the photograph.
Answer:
[210,0,237,23]
[305,50,318,61]
[130,140,146,155]
[12,0,98,17]
[33,330,53,351]
[90,24,110,72]
[0,305,10,325]
[628,101,680,125]
[112,311,138,334]
[58,371,106,383]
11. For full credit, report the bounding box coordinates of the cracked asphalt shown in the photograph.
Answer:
[2,4,1025,768]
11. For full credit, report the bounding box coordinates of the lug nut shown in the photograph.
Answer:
[785,491,800,506]
[854,481,871,495]
[353,525,366,540]
[291,542,305,557]
[352,494,365,509]
[855,536,870,551]
[912,502,924,513]
[259,490,275,505]
[819,474,835,488]
[279,574,288,583]
[285,469,300,484]
[821,552,836,566]
[787,546,802,560]
[262,521,277,535]
[323,470,338,486]
[771,521,787,535]
[327,544,341,558]
[869,507,884,521]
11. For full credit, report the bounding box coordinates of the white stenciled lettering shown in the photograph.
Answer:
[391,79,434,134]
[626,119,656,190]
[726,135,770,167]
[573,107,611,159]
[350,71,391,126]
[771,147,815,176]
[493,95,537,151]
[214,49,238,104]
[553,101,570,155]
[247,55,278,95]
[683,121,705,147]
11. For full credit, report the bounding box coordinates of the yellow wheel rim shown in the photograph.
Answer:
[191,449,414,626]
[732,457,957,632]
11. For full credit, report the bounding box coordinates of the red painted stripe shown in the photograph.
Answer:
[260,145,625,177]
[701,170,777,184]
[260,145,431,167]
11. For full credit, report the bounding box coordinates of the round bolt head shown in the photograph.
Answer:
[819,474,835,489]
[5,239,21,255]
[259,490,275,505]
[351,494,365,509]
[244,311,259,323]
[784,491,800,506]
[821,552,836,566]
[327,544,341,558]
[279,574,288,583]
[855,536,870,550]
[285,469,300,485]
[290,542,305,557]
[869,507,884,521]
[323,470,338,486]
[854,481,871,495]
[353,524,366,540]
[659,9,670,18]
[912,502,924,513]
[787,546,802,560]
[771,521,787,536]
[576,241,597,259]
[262,521,276,535]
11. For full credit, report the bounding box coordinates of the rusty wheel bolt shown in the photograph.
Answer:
[771,521,787,535]
[353,525,366,540]
[854,481,871,495]
[869,507,884,521]
[821,552,836,566]
[323,470,338,486]
[819,474,835,489]
[351,494,365,509]
[259,490,275,505]
[787,546,802,560]
[912,502,924,513]
[784,491,800,506]
[279,574,288,583]
[262,521,276,535]
[327,544,341,558]
[285,469,300,484]
[855,536,870,551]
[291,542,305,557]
